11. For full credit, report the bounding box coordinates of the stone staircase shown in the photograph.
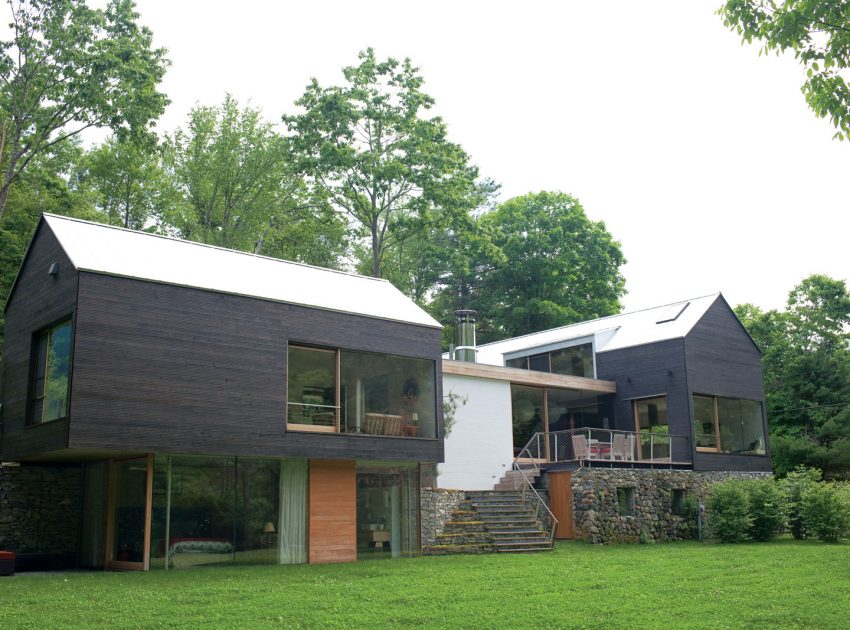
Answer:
[468,490,553,553]
[493,467,541,491]
[424,490,553,555]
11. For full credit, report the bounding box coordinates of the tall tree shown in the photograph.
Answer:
[461,191,626,342]
[0,0,169,219]
[736,274,850,478]
[165,95,346,267]
[0,139,99,348]
[284,48,488,278]
[76,136,176,230]
[719,0,850,139]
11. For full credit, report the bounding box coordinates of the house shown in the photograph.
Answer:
[438,296,772,543]
[0,214,444,570]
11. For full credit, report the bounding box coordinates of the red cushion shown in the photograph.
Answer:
[0,551,15,560]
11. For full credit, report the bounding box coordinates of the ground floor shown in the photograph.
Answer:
[0,455,427,571]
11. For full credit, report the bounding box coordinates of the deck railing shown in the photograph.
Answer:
[517,428,693,466]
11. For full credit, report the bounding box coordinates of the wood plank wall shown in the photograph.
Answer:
[308,459,356,564]
[1,220,78,459]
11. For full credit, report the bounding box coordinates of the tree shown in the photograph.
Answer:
[76,136,176,230]
[463,192,626,342]
[165,95,347,267]
[736,274,850,478]
[0,139,99,349]
[284,48,488,278]
[0,0,169,219]
[719,0,850,140]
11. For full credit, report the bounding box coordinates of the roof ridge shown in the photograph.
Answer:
[476,293,721,348]
[42,213,389,284]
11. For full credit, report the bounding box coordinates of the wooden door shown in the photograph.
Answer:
[548,471,575,539]
[308,459,356,564]
[105,455,153,570]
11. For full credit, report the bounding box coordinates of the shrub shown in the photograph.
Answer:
[801,482,850,543]
[707,480,751,542]
[780,466,822,539]
[743,478,786,541]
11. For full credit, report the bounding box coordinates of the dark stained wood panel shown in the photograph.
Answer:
[596,338,691,440]
[309,459,356,564]
[548,471,574,539]
[67,272,444,462]
[1,220,78,460]
[684,297,772,472]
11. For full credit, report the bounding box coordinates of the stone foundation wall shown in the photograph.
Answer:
[565,468,772,544]
[0,464,83,554]
[420,487,466,547]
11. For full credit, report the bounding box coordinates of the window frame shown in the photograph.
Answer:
[692,393,766,456]
[27,317,73,427]
[285,344,341,434]
[617,487,635,516]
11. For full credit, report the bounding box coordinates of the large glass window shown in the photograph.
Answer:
[29,320,72,425]
[356,463,419,559]
[550,344,594,379]
[504,342,594,378]
[287,346,338,431]
[150,455,308,569]
[692,394,766,455]
[287,345,437,438]
[511,384,545,456]
[634,396,669,460]
[693,395,717,449]
[340,350,437,439]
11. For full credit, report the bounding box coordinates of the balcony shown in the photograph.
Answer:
[516,428,693,468]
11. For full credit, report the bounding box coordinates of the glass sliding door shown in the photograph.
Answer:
[634,396,669,460]
[511,384,546,457]
[356,463,419,559]
[106,456,152,570]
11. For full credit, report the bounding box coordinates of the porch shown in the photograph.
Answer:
[516,428,694,469]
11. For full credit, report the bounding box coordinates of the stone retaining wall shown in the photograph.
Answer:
[420,487,466,547]
[565,468,772,544]
[0,464,82,555]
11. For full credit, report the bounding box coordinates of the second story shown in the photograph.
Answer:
[1,215,444,463]
[441,294,770,486]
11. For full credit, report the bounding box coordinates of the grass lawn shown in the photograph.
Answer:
[1,539,848,629]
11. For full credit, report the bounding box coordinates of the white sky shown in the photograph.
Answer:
[131,1,849,311]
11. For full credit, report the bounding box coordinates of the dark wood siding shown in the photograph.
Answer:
[1,221,77,459]
[596,338,690,438]
[68,272,443,463]
[685,297,771,472]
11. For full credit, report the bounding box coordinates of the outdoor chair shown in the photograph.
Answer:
[571,434,590,460]
[612,433,627,460]
[623,434,635,461]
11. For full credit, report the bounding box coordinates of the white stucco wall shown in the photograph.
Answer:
[438,374,514,490]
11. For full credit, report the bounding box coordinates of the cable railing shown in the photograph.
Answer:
[516,428,693,466]
[511,446,558,547]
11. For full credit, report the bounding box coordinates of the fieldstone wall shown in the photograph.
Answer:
[566,468,772,544]
[420,487,466,547]
[0,464,82,555]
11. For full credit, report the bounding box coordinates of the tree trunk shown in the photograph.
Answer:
[0,184,10,222]
[371,224,382,278]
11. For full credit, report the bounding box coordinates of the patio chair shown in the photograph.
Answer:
[571,434,590,460]
[612,433,627,460]
[623,434,635,461]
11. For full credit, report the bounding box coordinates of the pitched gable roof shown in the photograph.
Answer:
[475,294,724,365]
[23,214,441,328]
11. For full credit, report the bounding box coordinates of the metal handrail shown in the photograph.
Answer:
[512,432,558,546]
[512,459,559,547]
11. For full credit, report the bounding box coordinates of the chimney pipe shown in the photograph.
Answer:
[453,309,477,362]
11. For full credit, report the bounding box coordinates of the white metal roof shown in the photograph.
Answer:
[41,214,442,329]
[474,294,722,365]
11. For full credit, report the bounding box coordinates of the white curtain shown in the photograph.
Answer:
[279,459,308,564]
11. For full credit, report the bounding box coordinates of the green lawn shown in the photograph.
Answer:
[1,540,848,629]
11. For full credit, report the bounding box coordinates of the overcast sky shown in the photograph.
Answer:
[131,0,849,313]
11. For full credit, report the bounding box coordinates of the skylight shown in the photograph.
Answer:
[656,302,690,324]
